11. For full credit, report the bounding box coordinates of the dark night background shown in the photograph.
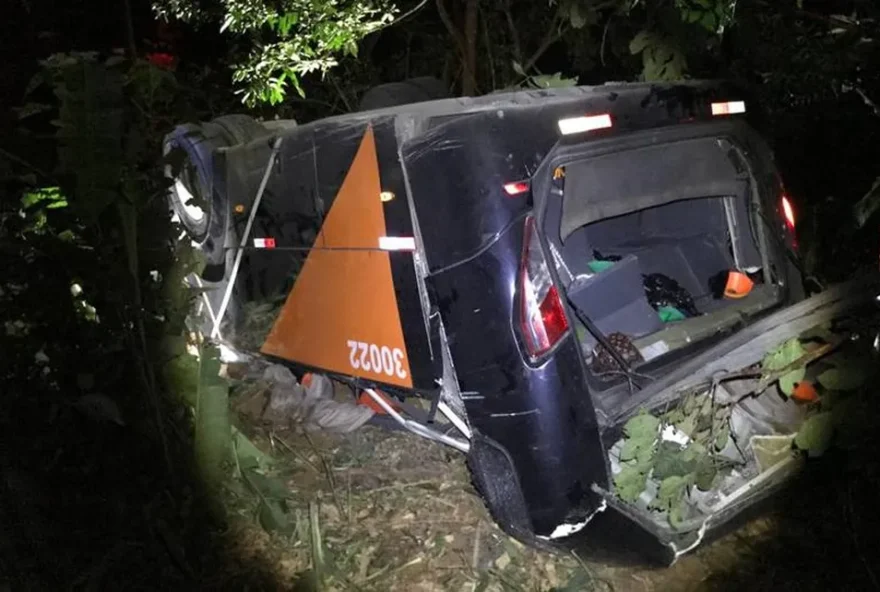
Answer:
[2,0,880,590]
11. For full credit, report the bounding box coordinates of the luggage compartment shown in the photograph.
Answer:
[542,135,784,376]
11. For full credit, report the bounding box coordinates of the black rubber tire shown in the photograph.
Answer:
[163,115,265,281]
[358,76,450,111]
[211,114,268,145]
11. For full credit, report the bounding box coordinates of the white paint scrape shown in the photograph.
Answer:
[539,499,608,540]
[668,519,710,565]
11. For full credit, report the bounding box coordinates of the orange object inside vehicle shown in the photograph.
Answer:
[791,380,819,403]
[724,270,754,299]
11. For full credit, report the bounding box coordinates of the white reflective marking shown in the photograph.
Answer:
[558,114,613,135]
[711,101,746,115]
[379,236,416,251]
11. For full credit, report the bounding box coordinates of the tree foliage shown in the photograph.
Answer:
[152,0,398,105]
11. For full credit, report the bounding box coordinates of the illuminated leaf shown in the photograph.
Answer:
[619,411,660,462]
[630,30,654,54]
[794,412,834,457]
[569,3,587,28]
[763,338,806,371]
[614,463,650,503]
[694,457,717,490]
[624,411,661,438]
[653,441,697,479]
[714,424,730,451]
[650,475,690,512]
[779,368,805,396]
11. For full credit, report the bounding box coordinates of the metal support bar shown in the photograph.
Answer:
[362,389,470,453]
[211,137,283,339]
[437,400,471,439]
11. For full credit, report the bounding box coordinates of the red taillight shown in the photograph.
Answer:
[503,181,530,196]
[781,195,798,250]
[520,216,569,357]
[781,195,796,230]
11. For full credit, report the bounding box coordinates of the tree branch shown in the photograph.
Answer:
[436,0,468,60]
[480,3,496,90]
[523,16,566,73]
[436,0,479,95]
[122,0,138,59]
[0,147,54,182]
[462,0,479,95]
[502,0,522,65]
[388,0,431,27]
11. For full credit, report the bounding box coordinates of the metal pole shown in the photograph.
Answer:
[211,137,283,339]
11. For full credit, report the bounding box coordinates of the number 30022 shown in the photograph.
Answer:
[346,340,407,379]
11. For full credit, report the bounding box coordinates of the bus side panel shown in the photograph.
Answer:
[428,221,609,535]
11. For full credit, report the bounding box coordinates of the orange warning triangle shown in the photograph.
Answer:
[261,127,413,388]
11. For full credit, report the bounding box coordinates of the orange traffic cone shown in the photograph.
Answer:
[724,270,754,299]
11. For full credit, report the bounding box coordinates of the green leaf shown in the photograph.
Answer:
[664,408,685,425]
[794,412,834,457]
[529,73,578,88]
[694,457,717,490]
[619,411,660,462]
[162,353,200,406]
[714,424,730,451]
[763,338,806,371]
[624,411,661,439]
[259,499,294,536]
[512,61,526,77]
[635,444,656,466]
[650,475,690,512]
[629,30,654,55]
[614,463,650,503]
[233,426,273,472]
[653,441,698,479]
[669,500,687,528]
[569,2,586,28]
[243,469,290,501]
[779,368,806,396]
[817,360,870,391]
[699,10,718,31]
[676,413,698,438]
[195,344,232,488]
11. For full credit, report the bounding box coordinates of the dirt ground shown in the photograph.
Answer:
[221,378,801,592]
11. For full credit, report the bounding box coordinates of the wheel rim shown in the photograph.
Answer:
[165,154,210,239]
[177,163,207,224]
